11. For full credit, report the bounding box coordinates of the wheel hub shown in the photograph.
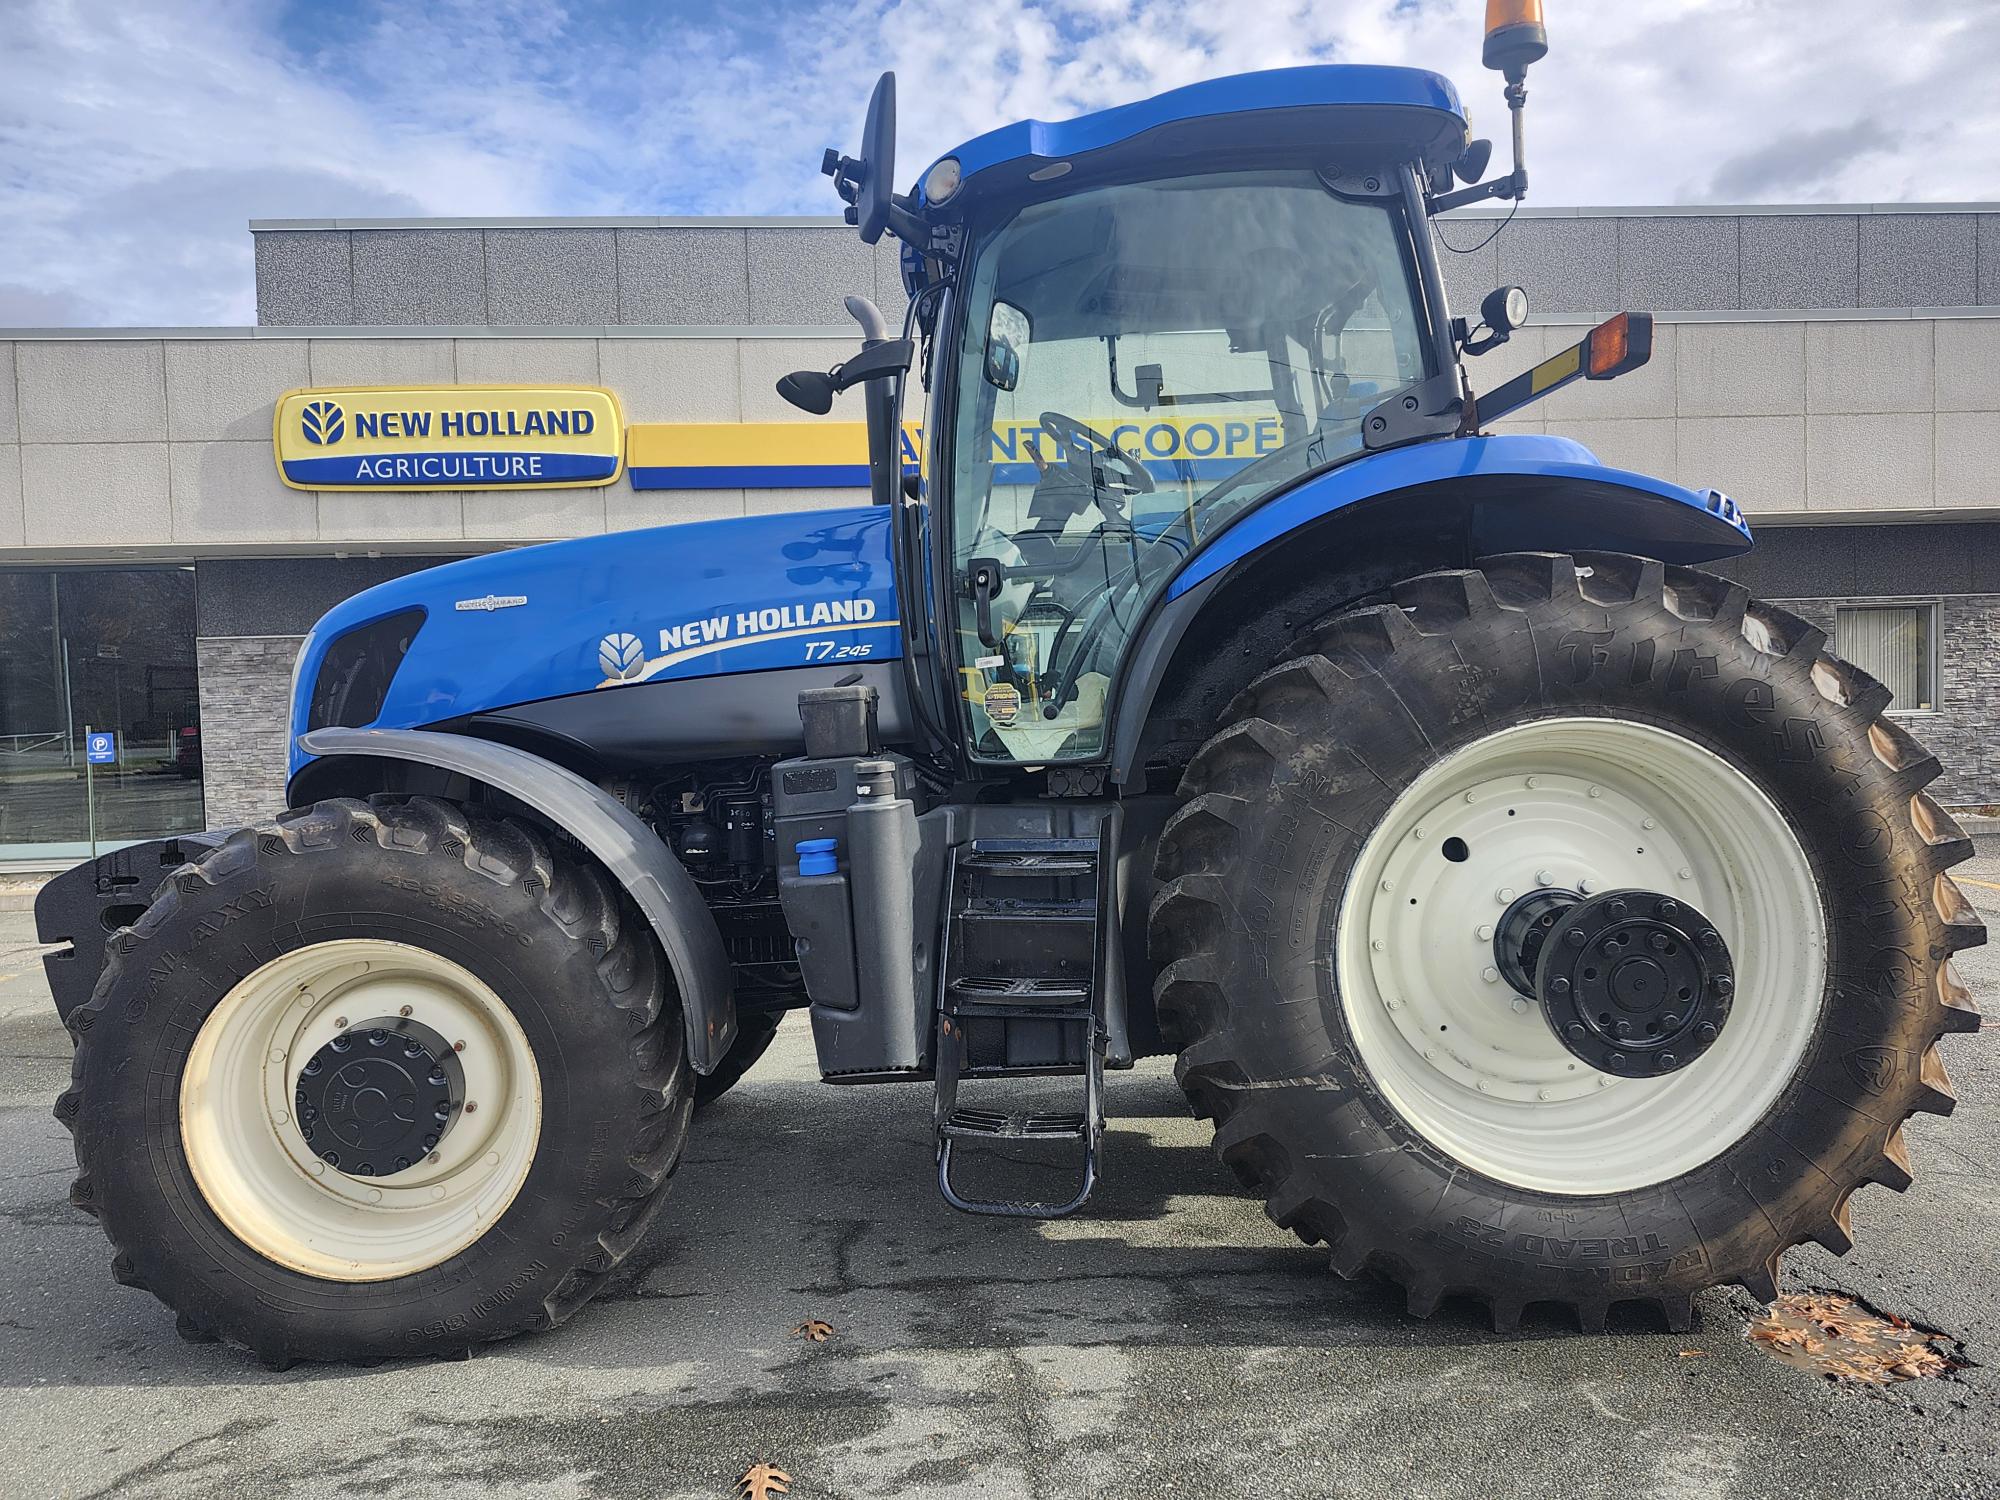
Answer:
[294,1016,462,1177]
[1535,889,1735,1077]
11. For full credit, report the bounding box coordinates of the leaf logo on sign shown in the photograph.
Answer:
[301,399,345,446]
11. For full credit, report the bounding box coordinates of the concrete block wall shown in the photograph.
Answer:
[1432,206,1999,320]
[253,219,909,331]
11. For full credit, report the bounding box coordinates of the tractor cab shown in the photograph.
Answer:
[809,65,1476,770]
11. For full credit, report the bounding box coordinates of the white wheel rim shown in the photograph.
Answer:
[1336,717,1826,1196]
[181,939,541,1281]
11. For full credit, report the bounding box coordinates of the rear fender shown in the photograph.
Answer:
[294,726,736,1073]
[1109,435,1754,784]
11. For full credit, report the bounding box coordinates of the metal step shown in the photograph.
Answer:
[962,845,1097,876]
[947,975,1091,1007]
[955,897,1095,923]
[940,1108,1088,1140]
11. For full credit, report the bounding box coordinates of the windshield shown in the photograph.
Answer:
[947,168,1433,762]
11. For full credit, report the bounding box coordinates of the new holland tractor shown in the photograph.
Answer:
[37,2,1983,1365]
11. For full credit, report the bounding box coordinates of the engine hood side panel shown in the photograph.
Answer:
[290,506,901,775]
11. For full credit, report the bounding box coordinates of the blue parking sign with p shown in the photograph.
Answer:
[86,732,116,765]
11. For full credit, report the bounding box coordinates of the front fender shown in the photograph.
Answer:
[295,726,736,1074]
[1167,433,1751,601]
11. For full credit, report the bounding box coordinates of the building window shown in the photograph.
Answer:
[1834,603,1937,713]
[0,567,204,863]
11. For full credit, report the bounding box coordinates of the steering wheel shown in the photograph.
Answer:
[1039,410,1155,495]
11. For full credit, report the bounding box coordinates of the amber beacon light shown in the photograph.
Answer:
[1483,0,1549,76]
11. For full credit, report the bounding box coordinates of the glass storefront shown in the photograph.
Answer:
[0,567,204,863]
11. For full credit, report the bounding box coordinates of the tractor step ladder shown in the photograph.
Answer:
[933,837,1106,1218]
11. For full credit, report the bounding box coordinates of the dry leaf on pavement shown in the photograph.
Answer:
[792,1319,834,1343]
[737,1461,792,1500]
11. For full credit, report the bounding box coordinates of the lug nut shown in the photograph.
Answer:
[1658,1054,1678,1071]
[1567,928,1587,946]
[1663,1012,1682,1029]
[1609,1052,1627,1069]
[1565,1022,1586,1040]
[1477,924,1494,940]
[1650,933,1671,952]
[453,1040,466,1053]
[1482,967,1500,983]
[1696,1022,1718,1042]
[1497,887,1517,903]
[1551,977,1571,995]
[1613,1020,1631,1037]
[334,1017,347,1029]
[464,1102,478,1115]
[1608,900,1628,919]
[1535,869,1553,886]
[1700,930,1722,948]
[1714,976,1734,995]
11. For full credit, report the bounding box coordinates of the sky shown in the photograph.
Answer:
[0,0,1995,327]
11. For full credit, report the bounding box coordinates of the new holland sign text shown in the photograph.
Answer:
[274,385,624,491]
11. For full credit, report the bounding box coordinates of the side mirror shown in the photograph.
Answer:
[777,370,837,416]
[776,337,916,413]
[984,301,1032,392]
[1454,139,1494,185]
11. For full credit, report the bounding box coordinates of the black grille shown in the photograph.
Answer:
[306,608,426,730]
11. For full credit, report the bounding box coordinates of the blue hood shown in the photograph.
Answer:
[289,506,900,777]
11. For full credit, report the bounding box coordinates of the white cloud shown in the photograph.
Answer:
[1,0,1995,326]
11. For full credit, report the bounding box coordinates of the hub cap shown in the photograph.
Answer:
[1335,717,1826,1196]
[180,940,541,1281]
[1535,890,1735,1077]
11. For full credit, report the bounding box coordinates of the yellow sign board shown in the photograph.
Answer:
[274,385,623,492]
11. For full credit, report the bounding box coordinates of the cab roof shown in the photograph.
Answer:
[916,64,1468,210]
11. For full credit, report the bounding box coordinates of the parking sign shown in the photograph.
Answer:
[86,732,116,765]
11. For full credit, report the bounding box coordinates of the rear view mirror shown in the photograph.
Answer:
[985,301,1031,391]
[777,370,837,415]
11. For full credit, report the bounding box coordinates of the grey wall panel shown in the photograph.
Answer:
[1739,215,1859,310]
[255,231,353,327]
[195,554,461,637]
[1980,215,2000,308]
[350,230,486,325]
[746,227,878,324]
[1494,217,1618,318]
[1617,216,1738,311]
[1708,521,2000,598]
[484,228,617,325]
[1858,214,1979,309]
[617,228,751,324]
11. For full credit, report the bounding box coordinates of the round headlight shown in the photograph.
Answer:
[923,156,962,204]
[1503,285,1530,329]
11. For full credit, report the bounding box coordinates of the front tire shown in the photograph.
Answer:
[56,795,693,1365]
[1151,553,1983,1331]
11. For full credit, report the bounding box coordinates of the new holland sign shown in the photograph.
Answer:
[274,385,623,491]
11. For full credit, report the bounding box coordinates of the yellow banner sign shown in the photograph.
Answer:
[274,385,624,491]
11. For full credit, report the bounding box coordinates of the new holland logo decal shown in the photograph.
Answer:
[275,384,624,492]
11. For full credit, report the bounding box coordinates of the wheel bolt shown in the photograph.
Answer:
[1608,900,1627,919]
[464,1102,478,1115]
[1497,887,1517,904]
[1567,928,1587,947]
[453,1040,466,1053]
[1535,869,1553,886]
[1714,976,1734,995]
[1613,1020,1631,1037]
[1656,899,1679,919]
[399,1004,413,1017]
[1641,817,1657,830]
[1477,924,1494,940]
[1658,1054,1678,1071]
[1482,967,1499,983]
[1609,1052,1627,1068]
[1650,933,1671,952]
[1663,1013,1682,1029]
[1372,938,1385,952]
[1696,1022,1718,1042]
[1700,930,1721,948]
[1551,977,1571,994]
[1565,1023,1586,1040]
[334,1016,347,1029]
[1512,999,1529,1014]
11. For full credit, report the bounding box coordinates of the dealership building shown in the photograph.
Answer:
[1,204,1998,866]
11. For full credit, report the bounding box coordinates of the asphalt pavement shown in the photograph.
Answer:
[2,863,1997,1500]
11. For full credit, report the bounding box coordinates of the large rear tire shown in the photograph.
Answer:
[1151,553,1983,1331]
[55,795,693,1366]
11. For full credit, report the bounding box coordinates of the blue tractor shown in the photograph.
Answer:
[39,3,1982,1364]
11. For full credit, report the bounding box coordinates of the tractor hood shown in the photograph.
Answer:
[287,506,901,776]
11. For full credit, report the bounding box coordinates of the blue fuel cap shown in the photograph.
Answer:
[797,838,839,876]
